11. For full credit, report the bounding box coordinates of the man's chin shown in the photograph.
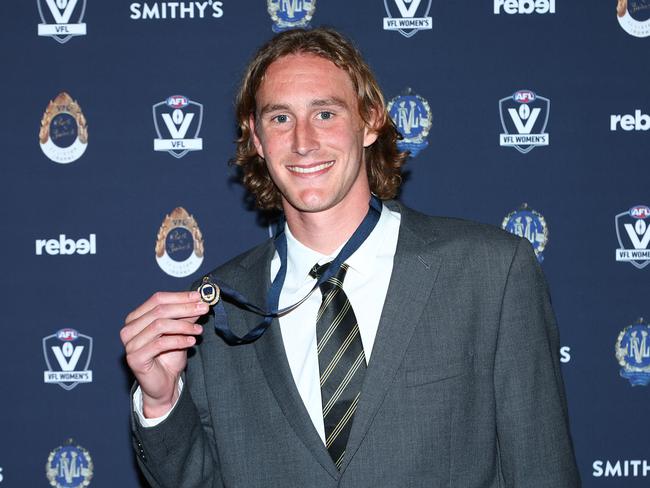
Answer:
[281,193,335,215]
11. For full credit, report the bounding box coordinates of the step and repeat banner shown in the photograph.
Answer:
[1,1,648,487]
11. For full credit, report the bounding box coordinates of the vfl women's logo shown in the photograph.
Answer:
[38,0,87,43]
[43,328,93,390]
[615,204,650,269]
[387,89,432,157]
[501,204,548,262]
[39,92,88,164]
[615,318,650,386]
[155,207,204,277]
[267,0,316,32]
[616,0,650,37]
[153,95,203,159]
[46,440,93,488]
[383,0,433,37]
[499,90,550,154]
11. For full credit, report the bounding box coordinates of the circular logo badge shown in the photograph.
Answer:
[615,319,650,386]
[617,0,650,37]
[267,0,316,32]
[46,440,93,488]
[39,92,88,164]
[387,90,432,157]
[155,207,204,277]
[501,204,548,262]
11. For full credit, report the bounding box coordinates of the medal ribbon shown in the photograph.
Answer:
[206,196,382,345]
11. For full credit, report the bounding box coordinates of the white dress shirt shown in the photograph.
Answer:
[135,204,401,441]
[273,204,400,442]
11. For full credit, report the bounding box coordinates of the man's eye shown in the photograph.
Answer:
[318,111,334,120]
[273,114,288,123]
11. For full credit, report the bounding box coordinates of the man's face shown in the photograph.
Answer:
[251,53,377,216]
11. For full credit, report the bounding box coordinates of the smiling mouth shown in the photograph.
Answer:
[287,161,334,174]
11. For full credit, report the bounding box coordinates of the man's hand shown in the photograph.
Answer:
[120,291,209,418]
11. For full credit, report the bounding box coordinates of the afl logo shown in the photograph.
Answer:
[155,207,204,278]
[46,439,93,488]
[501,204,549,262]
[58,328,78,340]
[615,318,650,386]
[387,88,432,157]
[267,0,316,32]
[513,90,535,103]
[39,92,88,164]
[166,95,189,109]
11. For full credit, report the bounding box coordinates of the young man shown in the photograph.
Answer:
[121,28,580,487]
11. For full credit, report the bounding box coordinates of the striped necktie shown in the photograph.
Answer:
[310,262,366,469]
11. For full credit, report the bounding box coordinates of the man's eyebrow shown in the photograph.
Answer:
[310,97,349,109]
[257,98,349,117]
[258,103,290,117]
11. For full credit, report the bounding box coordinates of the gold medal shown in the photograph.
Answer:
[197,276,220,306]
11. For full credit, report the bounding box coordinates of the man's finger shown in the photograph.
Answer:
[125,318,203,355]
[121,300,208,345]
[126,334,198,372]
[125,290,202,324]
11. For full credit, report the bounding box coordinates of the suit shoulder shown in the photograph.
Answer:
[396,204,534,274]
[401,205,521,249]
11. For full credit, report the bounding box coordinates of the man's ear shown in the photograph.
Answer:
[249,113,264,158]
[362,108,380,148]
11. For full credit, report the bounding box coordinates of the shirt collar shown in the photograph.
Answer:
[283,203,395,285]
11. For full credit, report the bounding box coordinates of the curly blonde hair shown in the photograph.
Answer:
[233,28,407,210]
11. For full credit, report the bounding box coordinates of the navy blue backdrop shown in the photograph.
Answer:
[1,1,649,487]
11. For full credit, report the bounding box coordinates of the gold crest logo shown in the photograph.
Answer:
[155,207,204,277]
[616,0,650,37]
[39,92,88,164]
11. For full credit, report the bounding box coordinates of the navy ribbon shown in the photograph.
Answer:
[207,196,383,345]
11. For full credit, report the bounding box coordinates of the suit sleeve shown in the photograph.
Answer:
[493,238,581,487]
[130,341,224,488]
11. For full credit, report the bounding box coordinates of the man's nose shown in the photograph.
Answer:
[292,118,319,155]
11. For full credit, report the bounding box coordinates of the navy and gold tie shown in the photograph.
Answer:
[310,262,366,469]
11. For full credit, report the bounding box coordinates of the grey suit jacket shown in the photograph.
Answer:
[132,202,580,487]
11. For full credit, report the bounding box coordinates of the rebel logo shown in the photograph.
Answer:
[494,0,556,14]
[35,234,96,255]
[610,110,650,131]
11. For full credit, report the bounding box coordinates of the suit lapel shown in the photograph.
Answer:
[237,241,340,479]
[340,205,442,472]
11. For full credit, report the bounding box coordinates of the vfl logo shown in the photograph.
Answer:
[43,328,93,390]
[383,0,433,37]
[501,204,548,262]
[615,204,650,269]
[46,440,93,488]
[615,318,650,386]
[387,89,432,157]
[155,207,204,277]
[267,0,316,32]
[617,0,650,37]
[37,0,87,44]
[499,89,550,154]
[153,95,203,159]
